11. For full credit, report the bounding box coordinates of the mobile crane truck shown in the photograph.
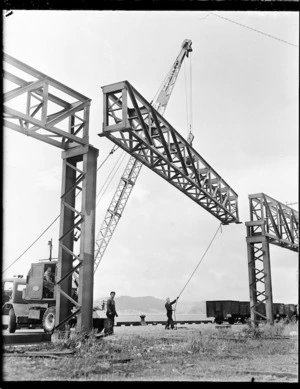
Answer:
[2,260,106,334]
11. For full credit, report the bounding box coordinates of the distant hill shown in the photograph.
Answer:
[94,295,207,315]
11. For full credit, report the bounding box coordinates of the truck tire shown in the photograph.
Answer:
[43,306,56,334]
[8,308,17,333]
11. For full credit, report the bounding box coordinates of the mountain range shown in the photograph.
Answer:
[94,295,207,315]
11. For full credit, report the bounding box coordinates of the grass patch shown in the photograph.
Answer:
[3,323,298,381]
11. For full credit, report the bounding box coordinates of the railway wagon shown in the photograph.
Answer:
[206,300,240,324]
[273,303,285,317]
[239,301,251,319]
[284,304,296,319]
[206,300,297,324]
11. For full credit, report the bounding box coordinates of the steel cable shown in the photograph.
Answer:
[96,152,127,207]
[173,223,222,325]
[3,147,120,274]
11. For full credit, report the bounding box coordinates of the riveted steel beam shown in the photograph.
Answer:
[100,81,240,225]
[3,53,91,149]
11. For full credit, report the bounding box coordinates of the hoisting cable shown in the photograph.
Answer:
[96,149,124,200]
[184,59,189,137]
[184,51,193,143]
[2,147,119,275]
[97,145,119,172]
[173,223,222,324]
[2,215,60,275]
[189,51,193,138]
[96,151,128,206]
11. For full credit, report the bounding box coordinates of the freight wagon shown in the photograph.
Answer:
[205,300,298,324]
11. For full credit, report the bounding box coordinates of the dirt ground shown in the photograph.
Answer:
[2,323,298,382]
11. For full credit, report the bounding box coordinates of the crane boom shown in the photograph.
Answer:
[94,39,192,274]
[152,39,192,115]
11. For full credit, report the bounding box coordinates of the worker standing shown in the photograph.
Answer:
[105,291,118,336]
[165,296,179,330]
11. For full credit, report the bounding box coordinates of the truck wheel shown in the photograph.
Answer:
[8,308,17,333]
[43,307,56,334]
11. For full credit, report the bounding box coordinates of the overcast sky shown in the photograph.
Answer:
[3,10,299,305]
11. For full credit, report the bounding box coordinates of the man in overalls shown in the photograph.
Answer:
[105,291,118,335]
[165,296,179,329]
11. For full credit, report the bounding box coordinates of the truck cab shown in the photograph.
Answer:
[2,276,27,306]
[2,276,42,333]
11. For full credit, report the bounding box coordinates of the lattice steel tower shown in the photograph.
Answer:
[246,193,298,325]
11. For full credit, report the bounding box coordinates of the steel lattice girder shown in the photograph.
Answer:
[3,53,91,149]
[100,81,240,225]
[246,193,299,251]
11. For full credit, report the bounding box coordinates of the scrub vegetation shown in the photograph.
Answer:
[3,322,298,382]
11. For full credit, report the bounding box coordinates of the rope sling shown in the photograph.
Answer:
[172,223,223,326]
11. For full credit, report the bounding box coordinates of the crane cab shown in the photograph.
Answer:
[23,261,57,301]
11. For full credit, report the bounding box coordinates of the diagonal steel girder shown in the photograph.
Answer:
[3,52,91,149]
[100,81,240,225]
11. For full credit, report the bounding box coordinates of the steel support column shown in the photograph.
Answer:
[3,53,99,333]
[246,227,273,324]
[77,146,98,331]
[56,152,77,327]
[245,193,298,326]
[56,145,98,331]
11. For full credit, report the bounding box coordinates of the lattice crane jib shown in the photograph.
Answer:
[100,81,240,225]
[93,40,193,273]
[3,53,98,332]
[246,193,299,325]
[152,39,192,116]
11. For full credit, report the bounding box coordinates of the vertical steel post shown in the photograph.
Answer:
[262,237,274,324]
[56,153,77,327]
[246,194,280,326]
[246,235,273,325]
[246,233,257,324]
[56,145,98,332]
[77,145,98,331]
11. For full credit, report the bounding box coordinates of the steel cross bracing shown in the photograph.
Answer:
[3,53,98,332]
[3,53,90,149]
[246,193,298,251]
[100,81,240,225]
[93,40,192,273]
[246,193,299,325]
